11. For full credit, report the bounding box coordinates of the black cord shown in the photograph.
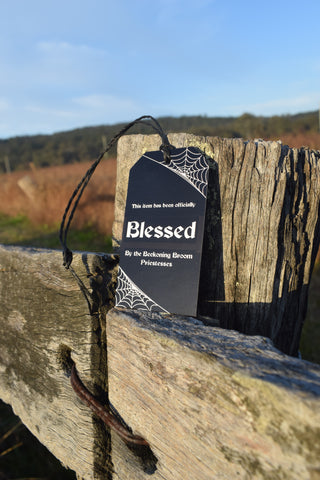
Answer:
[59,115,174,269]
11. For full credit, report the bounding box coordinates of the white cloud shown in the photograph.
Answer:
[26,103,77,118]
[36,40,107,57]
[0,98,9,111]
[0,101,79,138]
[0,91,147,138]
[73,94,139,112]
[71,94,145,124]
[225,93,320,116]
[27,40,111,91]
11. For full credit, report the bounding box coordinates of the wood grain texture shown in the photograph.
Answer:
[1,245,320,480]
[113,134,320,355]
[107,307,320,480]
[0,245,117,480]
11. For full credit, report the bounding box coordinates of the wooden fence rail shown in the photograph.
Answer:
[1,134,320,479]
[0,245,319,479]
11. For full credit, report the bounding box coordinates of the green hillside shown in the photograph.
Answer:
[0,111,319,173]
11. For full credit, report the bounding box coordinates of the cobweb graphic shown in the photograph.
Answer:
[145,147,209,197]
[115,266,168,313]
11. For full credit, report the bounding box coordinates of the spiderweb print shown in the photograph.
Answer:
[145,147,209,197]
[115,267,168,313]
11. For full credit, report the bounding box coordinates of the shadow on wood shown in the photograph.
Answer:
[196,138,320,356]
[114,134,320,356]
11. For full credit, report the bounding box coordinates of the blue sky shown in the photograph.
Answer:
[0,0,319,138]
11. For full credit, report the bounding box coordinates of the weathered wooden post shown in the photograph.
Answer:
[0,134,320,480]
[114,134,320,356]
[0,247,118,479]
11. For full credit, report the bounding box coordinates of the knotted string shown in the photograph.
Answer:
[59,115,174,269]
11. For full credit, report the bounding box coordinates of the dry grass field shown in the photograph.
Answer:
[272,131,320,150]
[0,157,116,236]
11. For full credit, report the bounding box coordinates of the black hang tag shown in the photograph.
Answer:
[115,147,209,316]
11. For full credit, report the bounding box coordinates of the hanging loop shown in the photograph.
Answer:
[59,115,174,269]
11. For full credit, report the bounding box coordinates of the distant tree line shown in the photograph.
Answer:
[0,111,318,173]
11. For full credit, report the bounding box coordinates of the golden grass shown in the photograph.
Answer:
[0,158,116,236]
[264,131,320,150]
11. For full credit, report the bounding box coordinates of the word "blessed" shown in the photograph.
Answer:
[126,221,196,239]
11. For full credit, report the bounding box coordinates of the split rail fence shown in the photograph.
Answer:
[0,134,320,480]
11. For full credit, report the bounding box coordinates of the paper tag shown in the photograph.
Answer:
[115,147,209,316]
